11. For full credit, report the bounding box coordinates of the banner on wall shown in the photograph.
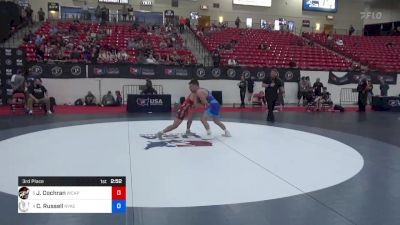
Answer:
[25,63,301,82]
[0,48,26,104]
[87,64,301,82]
[302,20,311,28]
[164,10,174,17]
[48,2,59,11]
[22,63,399,86]
[27,63,86,79]
[328,71,398,85]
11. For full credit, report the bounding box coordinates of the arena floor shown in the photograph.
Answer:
[1,111,400,225]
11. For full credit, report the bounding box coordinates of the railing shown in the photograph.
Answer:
[340,88,358,105]
[61,12,125,23]
[186,26,212,66]
[305,27,364,36]
[208,20,301,35]
[60,12,159,25]
[122,85,164,104]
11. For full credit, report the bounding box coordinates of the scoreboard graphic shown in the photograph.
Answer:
[18,177,126,213]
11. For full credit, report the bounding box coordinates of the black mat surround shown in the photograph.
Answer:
[0,111,399,225]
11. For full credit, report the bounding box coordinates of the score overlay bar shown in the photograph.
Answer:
[18,177,126,214]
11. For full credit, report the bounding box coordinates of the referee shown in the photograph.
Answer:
[262,73,284,122]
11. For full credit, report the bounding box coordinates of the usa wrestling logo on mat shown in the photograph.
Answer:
[140,133,213,150]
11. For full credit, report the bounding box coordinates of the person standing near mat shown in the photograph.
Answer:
[262,73,284,122]
[237,75,247,108]
[189,79,231,137]
[157,93,195,139]
[379,78,389,97]
[357,78,371,112]
[247,76,255,104]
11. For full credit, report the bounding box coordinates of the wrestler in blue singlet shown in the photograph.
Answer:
[204,90,220,117]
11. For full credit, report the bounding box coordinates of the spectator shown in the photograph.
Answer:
[101,5,109,24]
[247,76,255,103]
[196,30,204,37]
[313,78,324,96]
[98,50,109,63]
[335,39,344,46]
[106,28,113,37]
[90,30,97,41]
[305,77,312,89]
[288,60,297,68]
[95,5,102,22]
[38,8,45,22]
[83,49,92,62]
[141,79,158,95]
[20,6,27,22]
[253,91,266,105]
[212,49,221,67]
[34,35,43,47]
[115,91,122,106]
[210,23,218,32]
[84,91,97,105]
[228,57,238,66]
[10,70,26,94]
[223,43,232,51]
[23,30,35,43]
[171,51,181,65]
[9,19,16,34]
[183,55,192,65]
[237,75,247,108]
[235,16,241,28]
[27,79,52,115]
[380,79,389,96]
[392,26,400,36]
[316,87,333,111]
[367,80,373,104]
[179,16,186,33]
[349,25,355,36]
[298,77,310,106]
[327,34,334,47]
[70,48,81,61]
[157,54,165,64]
[127,38,135,49]
[159,40,167,48]
[25,5,33,25]
[386,42,395,48]
[121,4,128,22]
[357,78,370,112]
[259,41,269,51]
[101,91,116,106]
[277,81,285,111]
[35,45,45,60]
[296,39,305,46]
[81,1,89,20]
[145,54,157,64]
[50,25,59,35]
[117,50,129,62]
[186,18,191,29]
[218,43,225,51]
[128,5,134,21]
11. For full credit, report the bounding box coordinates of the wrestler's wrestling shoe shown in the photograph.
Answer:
[156,131,164,140]
[222,130,231,137]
